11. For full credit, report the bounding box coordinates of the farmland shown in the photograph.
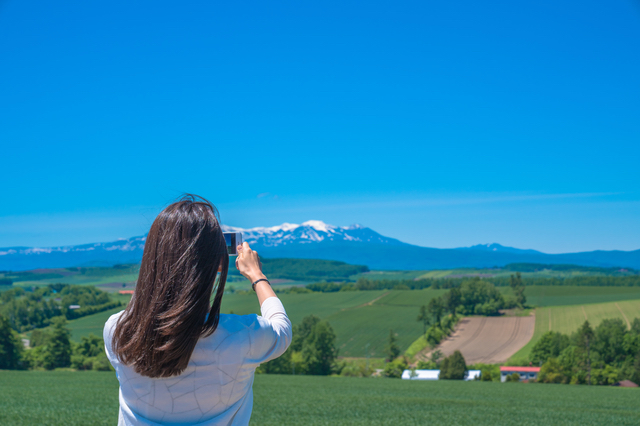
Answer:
[60,289,444,356]
[1,371,639,425]
[510,299,640,363]
[513,285,640,307]
[60,286,640,359]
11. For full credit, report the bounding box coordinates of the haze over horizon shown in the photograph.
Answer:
[1,0,639,253]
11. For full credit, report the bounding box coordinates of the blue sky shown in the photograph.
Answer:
[1,0,639,253]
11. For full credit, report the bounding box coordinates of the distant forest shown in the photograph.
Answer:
[229,258,369,281]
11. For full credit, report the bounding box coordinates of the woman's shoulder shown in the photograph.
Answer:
[103,310,125,337]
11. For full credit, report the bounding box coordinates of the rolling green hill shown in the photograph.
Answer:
[63,285,640,359]
[510,298,640,364]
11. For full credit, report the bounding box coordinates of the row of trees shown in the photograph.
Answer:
[0,285,121,332]
[0,314,112,371]
[533,318,640,385]
[299,273,640,295]
[416,276,525,322]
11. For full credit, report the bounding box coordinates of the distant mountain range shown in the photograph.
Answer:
[1,220,639,271]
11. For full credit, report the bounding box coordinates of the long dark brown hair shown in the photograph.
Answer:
[112,194,228,378]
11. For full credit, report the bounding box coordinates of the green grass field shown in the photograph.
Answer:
[61,289,442,356]
[510,299,640,363]
[1,371,638,425]
[62,286,640,358]
[519,286,640,307]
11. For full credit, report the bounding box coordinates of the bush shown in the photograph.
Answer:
[539,358,568,384]
[383,358,408,378]
[505,373,521,382]
[439,350,466,380]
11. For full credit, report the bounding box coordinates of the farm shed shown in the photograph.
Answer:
[465,370,481,381]
[500,366,540,382]
[401,370,439,380]
[401,370,481,381]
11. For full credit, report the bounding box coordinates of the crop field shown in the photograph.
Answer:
[373,288,447,306]
[518,286,640,307]
[62,290,430,356]
[510,299,640,363]
[66,307,125,341]
[1,371,639,425]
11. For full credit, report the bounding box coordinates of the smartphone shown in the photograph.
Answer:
[223,232,243,255]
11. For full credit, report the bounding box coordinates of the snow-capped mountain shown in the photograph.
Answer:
[222,220,404,247]
[1,221,639,271]
[0,236,147,271]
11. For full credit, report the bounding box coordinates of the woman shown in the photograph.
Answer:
[104,195,292,425]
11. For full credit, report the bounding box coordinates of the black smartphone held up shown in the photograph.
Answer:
[223,232,243,255]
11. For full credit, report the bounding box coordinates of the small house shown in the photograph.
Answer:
[500,366,540,382]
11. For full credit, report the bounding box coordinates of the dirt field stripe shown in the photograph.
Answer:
[548,309,551,331]
[478,316,521,364]
[456,317,487,352]
[615,303,631,329]
[582,306,587,321]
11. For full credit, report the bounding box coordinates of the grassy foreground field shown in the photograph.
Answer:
[1,371,639,425]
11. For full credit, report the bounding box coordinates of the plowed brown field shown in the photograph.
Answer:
[436,315,535,364]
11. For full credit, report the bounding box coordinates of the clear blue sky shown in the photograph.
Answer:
[1,0,639,253]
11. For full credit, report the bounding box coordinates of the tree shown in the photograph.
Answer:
[439,350,466,380]
[258,347,293,374]
[430,349,443,367]
[443,288,460,316]
[575,321,595,385]
[509,272,526,308]
[458,278,505,316]
[593,318,627,365]
[417,305,431,335]
[442,288,461,317]
[383,357,407,378]
[43,316,72,370]
[539,358,568,384]
[385,329,401,362]
[302,321,337,375]
[0,315,22,369]
[291,315,320,352]
[530,331,570,365]
[427,297,444,326]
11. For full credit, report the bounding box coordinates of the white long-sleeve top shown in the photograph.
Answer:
[103,297,292,426]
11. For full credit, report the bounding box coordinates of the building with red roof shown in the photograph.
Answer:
[500,366,541,382]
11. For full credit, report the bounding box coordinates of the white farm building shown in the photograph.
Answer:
[401,370,481,381]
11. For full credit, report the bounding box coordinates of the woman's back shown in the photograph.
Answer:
[105,297,291,425]
[104,195,291,425]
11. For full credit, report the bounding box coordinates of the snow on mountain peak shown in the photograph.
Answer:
[220,220,399,247]
[301,220,335,233]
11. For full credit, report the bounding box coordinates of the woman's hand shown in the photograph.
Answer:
[235,242,266,283]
